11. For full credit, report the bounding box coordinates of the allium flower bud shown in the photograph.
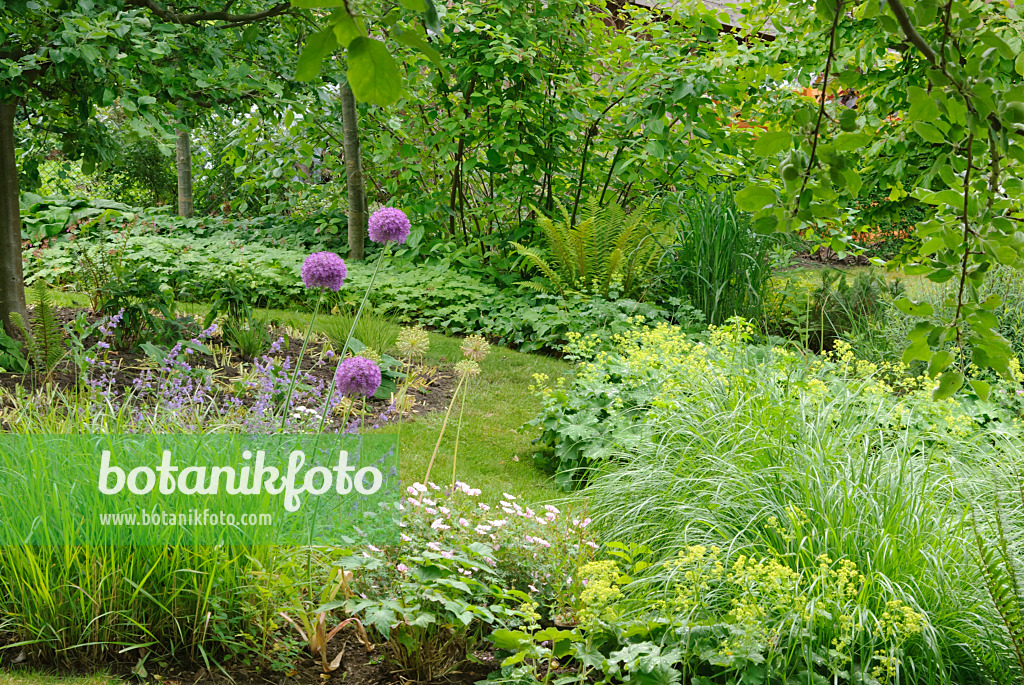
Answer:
[334,356,382,398]
[455,359,480,378]
[461,334,490,362]
[301,251,347,291]
[367,207,411,244]
[396,326,430,357]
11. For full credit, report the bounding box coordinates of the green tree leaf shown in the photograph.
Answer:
[331,11,366,48]
[346,36,402,106]
[753,131,792,157]
[735,186,777,212]
[894,297,934,317]
[296,28,339,81]
[913,121,945,144]
[933,369,965,400]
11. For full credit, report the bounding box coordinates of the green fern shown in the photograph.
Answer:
[11,280,67,379]
[973,478,1024,680]
[513,198,666,298]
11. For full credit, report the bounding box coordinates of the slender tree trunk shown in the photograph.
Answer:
[0,102,29,337]
[176,127,194,218]
[340,82,366,260]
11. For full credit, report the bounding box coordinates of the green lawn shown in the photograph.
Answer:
[48,292,571,503]
[0,672,113,685]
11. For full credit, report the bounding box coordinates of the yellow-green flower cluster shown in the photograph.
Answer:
[653,546,923,677]
[577,560,624,629]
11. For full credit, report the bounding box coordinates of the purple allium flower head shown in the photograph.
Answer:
[334,356,382,398]
[367,207,411,245]
[301,251,347,291]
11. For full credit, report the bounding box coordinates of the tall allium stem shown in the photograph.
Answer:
[450,378,469,487]
[423,373,465,486]
[316,245,389,433]
[280,291,323,431]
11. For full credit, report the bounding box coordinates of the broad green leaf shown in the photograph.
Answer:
[903,338,931,364]
[834,132,871,151]
[753,131,792,157]
[894,297,934,317]
[907,86,939,121]
[1016,53,1024,77]
[980,294,1002,310]
[331,10,365,48]
[927,350,953,378]
[295,28,338,81]
[292,0,345,5]
[907,320,935,343]
[395,30,442,68]
[346,36,402,106]
[979,30,1015,59]
[933,370,965,400]
[913,121,945,144]
[490,629,529,650]
[994,245,1018,265]
[969,378,992,401]
[735,185,777,212]
[424,0,442,34]
[400,0,428,9]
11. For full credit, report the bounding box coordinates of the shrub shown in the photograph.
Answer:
[482,290,678,354]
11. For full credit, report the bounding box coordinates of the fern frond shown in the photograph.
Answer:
[512,242,564,296]
[523,199,659,299]
[21,280,67,377]
[531,204,574,279]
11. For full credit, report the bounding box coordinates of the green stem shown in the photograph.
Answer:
[315,246,389,434]
[450,375,469,487]
[423,373,465,486]
[280,290,323,432]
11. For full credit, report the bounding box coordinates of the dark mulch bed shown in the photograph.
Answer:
[0,307,459,430]
[1,630,501,685]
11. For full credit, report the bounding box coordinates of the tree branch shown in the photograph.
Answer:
[793,0,841,215]
[124,0,291,26]
[885,0,937,65]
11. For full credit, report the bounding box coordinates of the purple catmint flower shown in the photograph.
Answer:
[301,251,347,291]
[99,308,125,337]
[334,356,382,398]
[367,207,411,245]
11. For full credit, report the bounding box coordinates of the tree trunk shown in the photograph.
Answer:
[176,127,194,218]
[0,101,29,337]
[340,81,366,260]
